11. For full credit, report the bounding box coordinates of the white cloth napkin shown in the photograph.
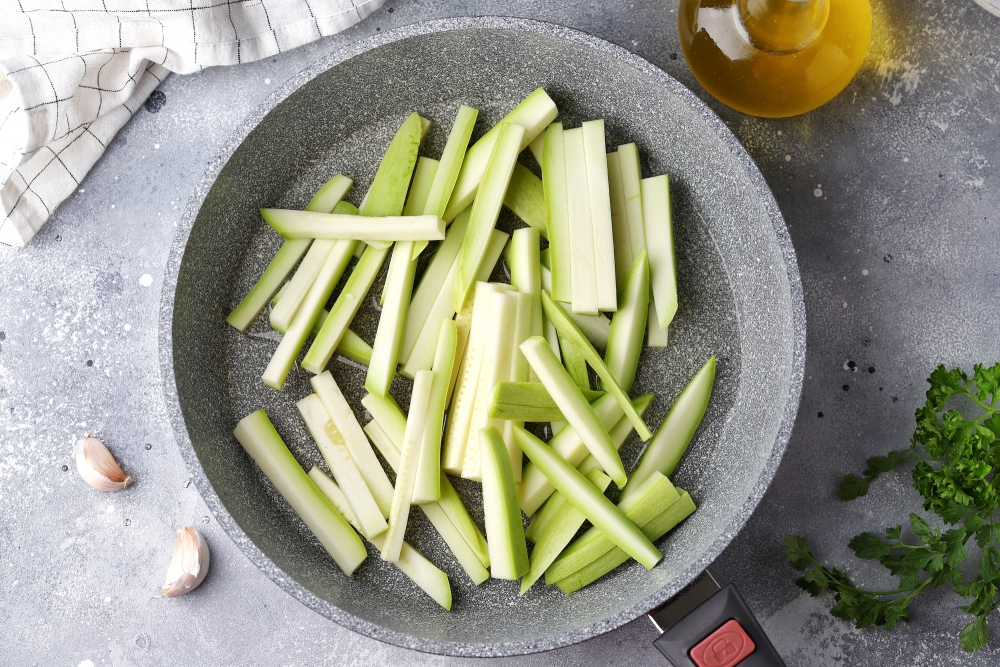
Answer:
[0,0,384,247]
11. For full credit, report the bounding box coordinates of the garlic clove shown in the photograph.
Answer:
[162,527,210,597]
[74,435,134,492]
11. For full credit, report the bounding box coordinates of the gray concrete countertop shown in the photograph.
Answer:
[1,1,998,665]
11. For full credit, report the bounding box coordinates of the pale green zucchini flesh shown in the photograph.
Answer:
[563,127,598,315]
[412,319,457,504]
[443,88,558,221]
[424,105,479,220]
[297,394,387,540]
[261,239,357,390]
[309,468,453,608]
[233,410,367,576]
[381,370,434,562]
[602,251,649,395]
[554,491,696,594]
[302,244,389,374]
[452,121,525,311]
[541,291,652,440]
[503,163,548,237]
[311,371,396,517]
[513,426,661,569]
[641,174,677,332]
[519,335,626,486]
[488,382,605,422]
[480,426,530,580]
[581,119,617,312]
[261,209,445,241]
[619,356,716,503]
[519,468,611,594]
[544,472,677,583]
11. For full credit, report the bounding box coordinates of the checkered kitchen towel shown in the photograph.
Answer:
[0,0,384,247]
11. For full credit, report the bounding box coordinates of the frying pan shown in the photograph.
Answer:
[158,16,805,657]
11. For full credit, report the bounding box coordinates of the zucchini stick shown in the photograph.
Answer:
[513,426,662,569]
[617,144,647,263]
[403,156,440,217]
[444,88,557,221]
[581,119,617,312]
[261,209,445,242]
[309,468,453,609]
[270,201,360,333]
[233,410,366,576]
[308,307,372,364]
[540,264,610,349]
[461,289,518,481]
[541,291,652,440]
[519,393,654,516]
[310,371,395,516]
[502,291,534,481]
[402,225,508,379]
[366,240,418,397]
[480,426,530,579]
[330,328,373,366]
[399,210,469,368]
[506,227,544,381]
[641,175,677,332]
[489,382,605,422]
[226,174,352,332]
[647,303,669,347]
[412,320,457,504]
[542,122,572,303]
[452,122,525,311]
[269,240,335,334]
[441,281,501,474]
[261,239,357,389]
[603,252,649,394]
[503,163,548,237]
[403,156,440,259]
[519,336,626,487]
[607,151,633,289]
[366,402,492,568]
[297,395,388,539]
[564,128,598,315]
[382,370,434,562]
[545,472,678,583]
[361,112,424,218]
[302,244,389,374]
[619,357,716,503]
[363,396,491,578]
[554,491,695,594]
[528,132,545,168]
[520,468,612,594]
[308,173,355,216]
[559,333,591,391]
[424,105,479,220]
[227,239,311,332]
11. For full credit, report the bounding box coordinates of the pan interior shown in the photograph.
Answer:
[170,25,796,650]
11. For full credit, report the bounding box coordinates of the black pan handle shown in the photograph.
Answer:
[647,572,785,667]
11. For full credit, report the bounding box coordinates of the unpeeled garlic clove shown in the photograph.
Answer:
[74,435,133,492]
[162,527,210,597]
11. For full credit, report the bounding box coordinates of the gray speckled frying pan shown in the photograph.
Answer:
[158,16,805,657]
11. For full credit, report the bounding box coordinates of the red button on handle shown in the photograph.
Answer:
[689,619,756,667]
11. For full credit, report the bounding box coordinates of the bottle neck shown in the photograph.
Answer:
[738,0,830,54]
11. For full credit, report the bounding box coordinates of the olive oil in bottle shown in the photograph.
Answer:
[679,0,872,117]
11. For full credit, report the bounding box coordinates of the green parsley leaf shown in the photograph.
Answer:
[787,363,1000,652]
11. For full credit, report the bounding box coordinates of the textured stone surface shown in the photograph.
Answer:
[1,0,999,664]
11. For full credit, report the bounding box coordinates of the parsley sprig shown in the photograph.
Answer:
[785,363,1000,652]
